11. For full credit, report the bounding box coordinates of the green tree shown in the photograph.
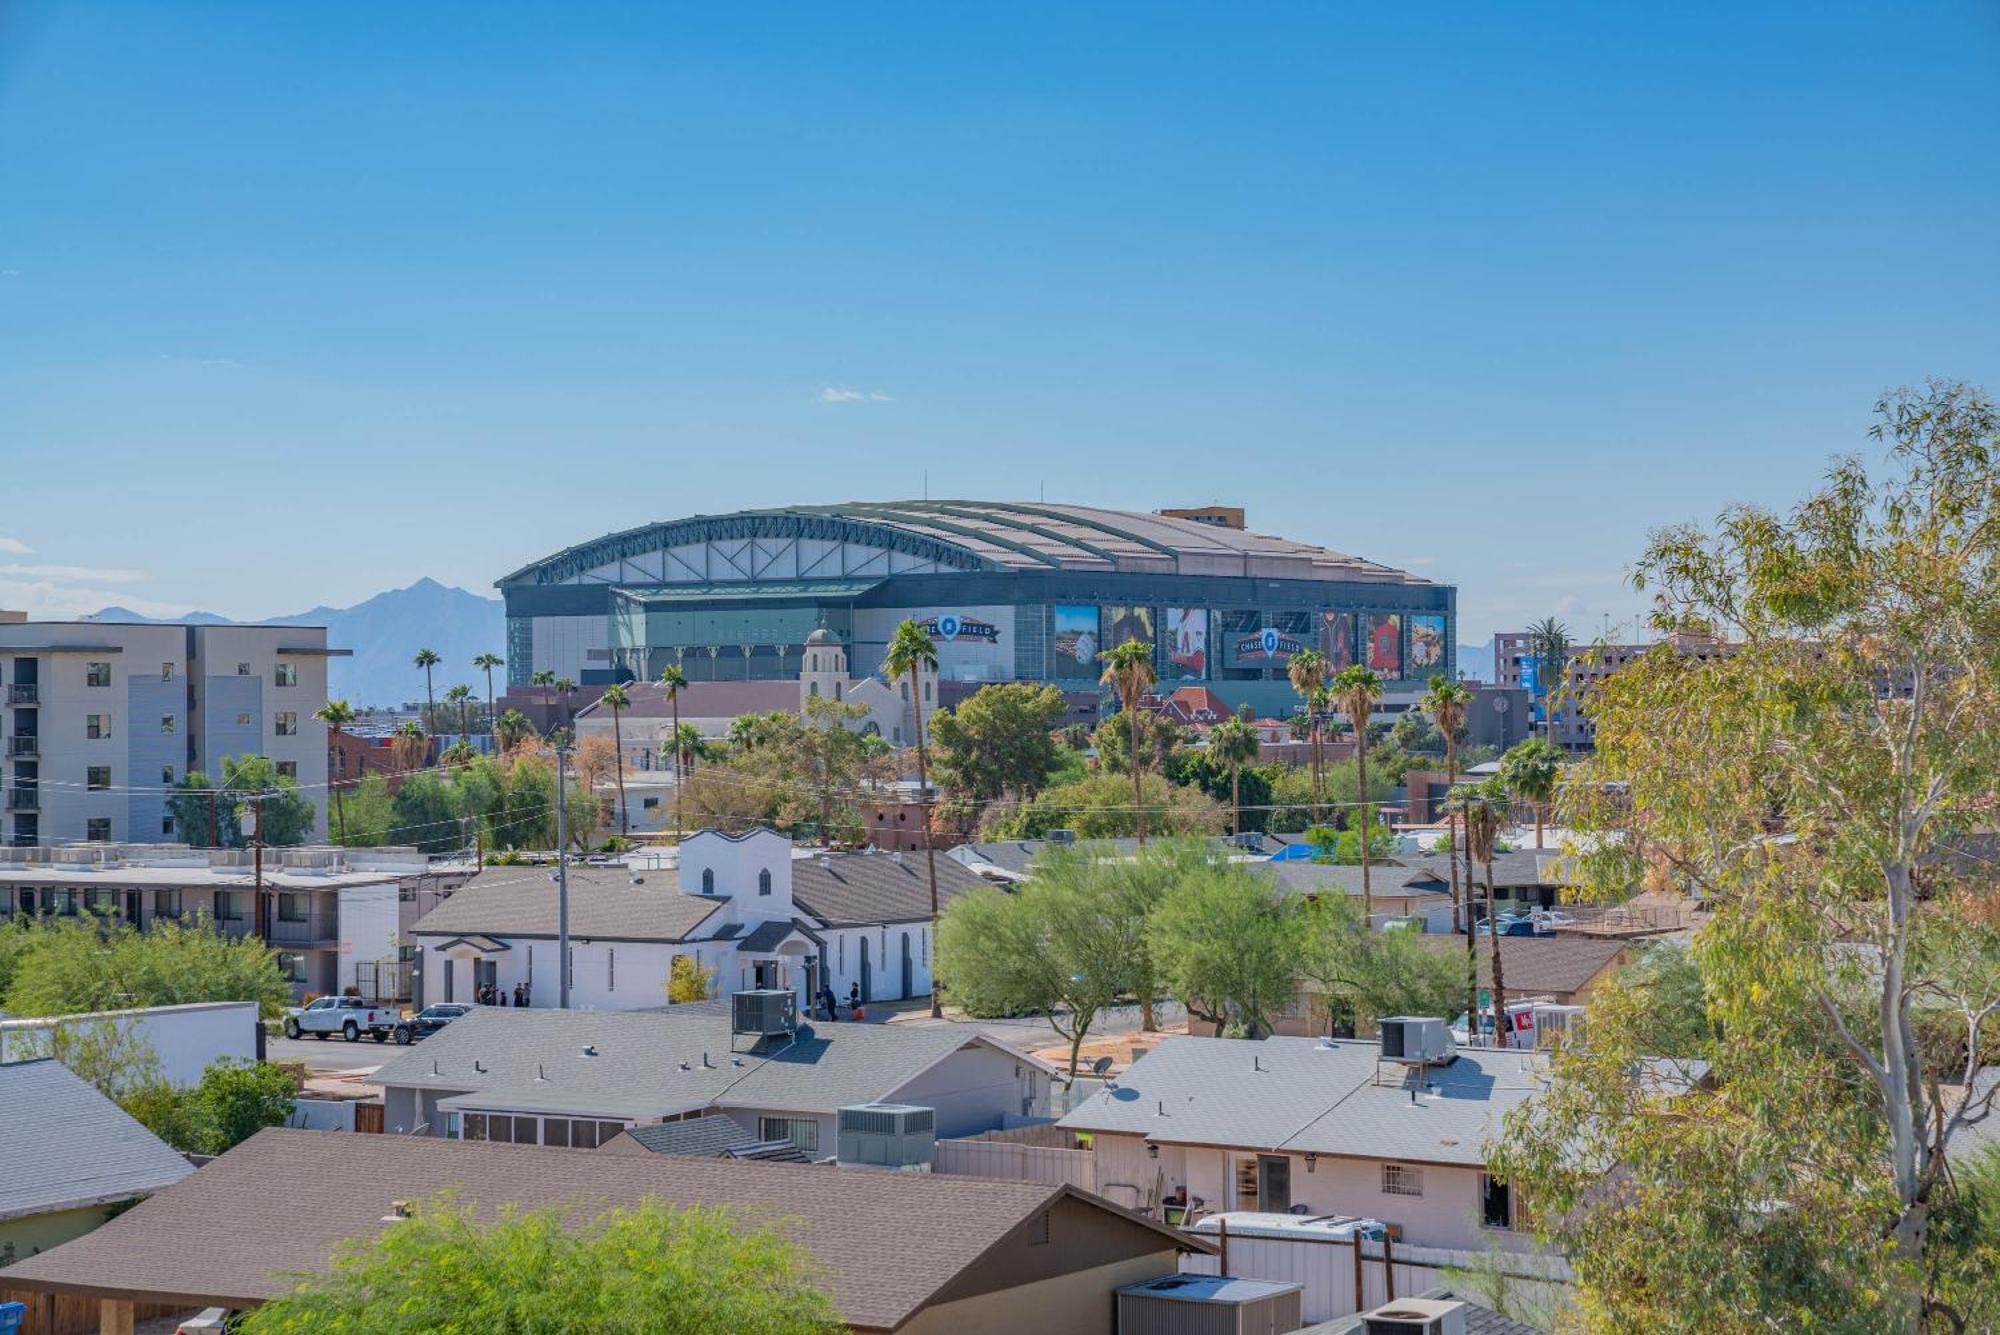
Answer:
[1523,616,1570,740]
[1296,895,1464,1035]
[472,652,505,738]
[658,663,689,839]
[1207,716,1263,835]
[455,756,508,855]
[883,619,944,1017]
[494,708,536,752]
[390,772,463,855]
[1286,648,1330,826]
[413,648,442,734]
[985,770,1226,840]
[500,756,558,850]
[1146,856,1300,1038]
[195,1057,297,1152]
[4,916,293,1018]
[1098,639,1158,844]
[1329,666,1384,921]
[928,682,1069,808]
[239,1194,842,1335]
[444,683,475,743]
[599,682,632,836]
[1089,709,1181,780]
[1421,674,1474,933]
[666,955,714,1004]
[1498,737,1564,849]
[165,758,315,850]
[339,774,397,847]
[314,699,358,846]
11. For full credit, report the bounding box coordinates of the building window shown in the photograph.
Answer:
[153,889,182,917]
[161,662,175,682]
[85,714,110,739]
[701,868,714,895]
[278,892,308,923]
[86,818,111,841]
[1382,1164,1424,1198]
[161,714,176,734]
[607,947,615,992]
[276,761,298,780]
[759,1117,819,1154]
[85,662,110,687]
[237,662,252,676]
[276,952,306,983]
[214,892,243,922]
[161,764,174,784]
[758,869,772,896]
[86,767,110,791]
[161,813,174,835]
[274,663,297,687]
[1481,1174,1514,1230]
[275,712,298,736]
[236,712,252,727]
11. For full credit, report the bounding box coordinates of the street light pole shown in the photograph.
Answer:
[554,739,572,1009]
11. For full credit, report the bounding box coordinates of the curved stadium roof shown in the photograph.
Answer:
[503,501,1433,588]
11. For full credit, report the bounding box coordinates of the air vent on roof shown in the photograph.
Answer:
[1379,1017,1454,1066]
[836,1103,935,1169]
[1362,1298,1468,1335]
[732,989,797,1039]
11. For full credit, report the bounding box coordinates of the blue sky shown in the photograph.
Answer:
[2,3,1996,645]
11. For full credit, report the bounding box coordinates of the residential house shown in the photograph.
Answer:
[0,1128,1211,1335]
[1413,934,1630,1009]
[0,1060,193,1267]
[372,1001,1055,1154]
[411,827,987,1012]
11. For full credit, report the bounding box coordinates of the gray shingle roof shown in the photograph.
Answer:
[1258,862,1455,900]
[0,1060,194,1221]
[613,1114,765,1158]
[0,1129,1204,1329]
[412,865,725,943]
[1059,1036,1549,1168]
[791,852,988,926]
[1402,850,1567,889]
[736,919,812,952]
[371,1005,1007,1120]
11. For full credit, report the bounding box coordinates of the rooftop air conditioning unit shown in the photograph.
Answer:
[836,1103,935,1169]
[1115,1274,1304,1335]
[1046,828,1077,845]
[1363,1298,1469,1335]
[1379,1016,1454,1066]
[731,989,797,1038]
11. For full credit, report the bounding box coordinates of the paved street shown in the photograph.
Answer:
[265,1033,394,1074]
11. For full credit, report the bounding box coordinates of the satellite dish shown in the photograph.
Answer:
[1091,1055,1114,1076]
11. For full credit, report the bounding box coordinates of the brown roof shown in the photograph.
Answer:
[0,1129,1203,1330]
[791,852,988,927]
[1415,933,1629,998]
[412,864,723,943]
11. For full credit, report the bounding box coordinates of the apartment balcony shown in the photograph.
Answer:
[266,911,341,948]
[5,787,37,812]
[6,684,37,705]
[6,736,38,758]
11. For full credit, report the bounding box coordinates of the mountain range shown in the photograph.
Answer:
[86,578,507,708]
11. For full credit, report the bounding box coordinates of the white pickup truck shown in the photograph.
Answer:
[283,995,400,1043]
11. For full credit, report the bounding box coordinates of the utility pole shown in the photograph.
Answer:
[554,739,572,1009]
[247,792,266,941]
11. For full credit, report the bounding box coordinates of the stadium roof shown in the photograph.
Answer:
[501,501,1435,587]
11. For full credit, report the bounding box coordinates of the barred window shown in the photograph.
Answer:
[1382,1163,1424,1198]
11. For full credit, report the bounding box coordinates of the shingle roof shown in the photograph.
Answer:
[1258,862,1455,900]
[411,865,724,943]
[1058,1036,1549,1168]
[0,1060,194,1221]
[614,1114,765,1158]
[1402,850,1568,888]
[370,1005,1014,1120]
[1301,1287,1545,1335]
[1413,934,1628,999]
[0,1129,1203,1330]
[791,853,988,926]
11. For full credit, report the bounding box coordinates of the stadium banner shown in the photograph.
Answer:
[1050,604,1101,679]
[1364,612,1403,676]
[1164,607,1208,679]
[1100,605,1155,653]
[1318,611,1356,671]
[1408,614,1448,674]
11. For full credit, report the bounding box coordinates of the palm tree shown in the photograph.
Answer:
[1421,674,1474,933]
[1330,664,1384,924]
[1524,617,1571,742]
[1098,639,1158,843]
[600,682,631,836]
[1499,737,1564,849]
[883,619,945,1018]
[531,669,556,732]
[413,649,442,734]
[1454,779,1510,1044]
[493,709,536,752]
[1286,648,1329,825]
[554,677,578,743]
[658,663,689,840]
[443,685,474,746]
[670,722,705,783]
[472,653,504,739]
[391,721,428,773]
[441,738,477,768]
[1209,716,1261,835]
[313,699,357,845]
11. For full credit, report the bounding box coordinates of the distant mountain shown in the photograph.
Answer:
[1458,637,1498,681]
[85,578,506,707]
[87,606,233,625]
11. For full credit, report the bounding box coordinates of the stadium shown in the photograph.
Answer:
[498,502,1454,713]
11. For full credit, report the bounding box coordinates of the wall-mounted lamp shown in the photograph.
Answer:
[1304,1153,1317,1173]
[1146,1142,1159,1160]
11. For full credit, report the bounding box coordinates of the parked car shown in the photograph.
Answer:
[391,1003,473,1045]
[283,995,400,1043]
[1475,912,1553,937]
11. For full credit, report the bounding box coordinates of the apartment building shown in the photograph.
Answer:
[0,618,344,846]
[1493,629,1721,750]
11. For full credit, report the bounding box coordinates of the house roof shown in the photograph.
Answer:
[1301,1287,1545,1335]
[791,853,988,926]
[1403,850,1567,888]
[612,1114,771,1159]
[736,918,814,953]
[411,865,725,944]
[0,1060,194,1222]
[1258,862,1455,900]
[1058,1036,1550,1168]
[1413,935,1629,999]
[370,1005,1037,1121]
[0,1129,1205,1330]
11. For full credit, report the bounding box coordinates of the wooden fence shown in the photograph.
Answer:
[933,1136,1097,1192]
[1179,1231,1569,1325]
[0,1288,183,1335]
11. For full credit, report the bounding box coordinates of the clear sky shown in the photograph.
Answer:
[2,2,1996,643]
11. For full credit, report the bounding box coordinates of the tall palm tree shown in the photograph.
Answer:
[313,699,357,845]
[413,649,442,734]
[493,709,536,752]
[671,722,705,783]
[1421,674,1474,933]
[1286,648,1329,826]
[600,682,631,836]
[472,653,504,740]
[531,669,556,733]
[1524,617,1571,742]
[1499,737,1564,849]
[391,721,428,773]
[1455,779,1510,1044]
[443,685,474,747]
[883,619,945,1018]
[554,677,578,743]
[658,663,689,841]
[1330,664,1384,924]
[1209,716,1261,836]
[1098,639,1158,843]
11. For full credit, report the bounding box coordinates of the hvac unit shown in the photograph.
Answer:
[1362,1298,1469,1335]
[731,989,797,1038]
[1046,828,1078,845]
[1378,1016,1454,1066]
[1115,1274,1304,1335]
[835,1103,936,1169]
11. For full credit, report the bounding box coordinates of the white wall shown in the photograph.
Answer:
[817,920,933,1004]
[336,881,401,994]
[888,1041,1044,1138]
[0,1000,259,1087]
[420,935,739,1011]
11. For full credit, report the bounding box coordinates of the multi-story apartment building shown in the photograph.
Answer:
[0,618,344,847]
[1493,630,1721,750]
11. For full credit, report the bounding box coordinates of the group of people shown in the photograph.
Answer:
[814,982,867,1023]
[476,982,530,1008]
